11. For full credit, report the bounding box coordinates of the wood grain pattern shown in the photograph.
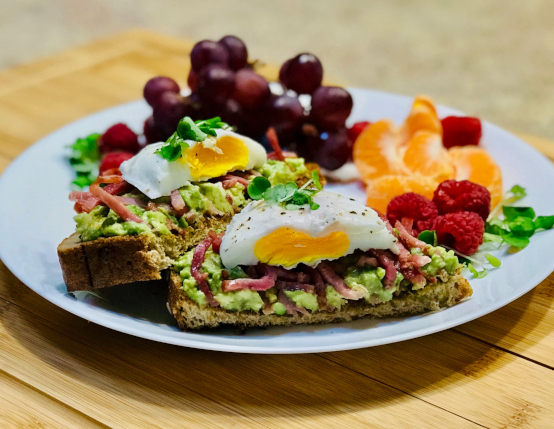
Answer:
[0,30,554,428]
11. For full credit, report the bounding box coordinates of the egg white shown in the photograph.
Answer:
[120,129,267,199]
[220,191,399,269]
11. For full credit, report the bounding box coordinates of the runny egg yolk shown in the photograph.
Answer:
[184,135,249,179]
[253,227,350,267]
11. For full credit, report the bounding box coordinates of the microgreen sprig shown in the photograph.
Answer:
[247,170,323,210]
[156,117,229,162]
[68,133,101,189]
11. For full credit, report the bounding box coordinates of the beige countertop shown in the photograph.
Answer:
[2,0,554,141]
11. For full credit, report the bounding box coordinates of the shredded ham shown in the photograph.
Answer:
[114,196,147,208]
[219,174,250,187]
[278,290,308,316]
[275,280,315,294]
[170,189,188,216]
[317,263,365,300]
[395,221,429,252]
[265,127,285,161]
[267,150,297,160]
[221,264,277,292]
[103,181,133,195]
[356,255,379,268]
[411,254,432,268]
[401,267,427,287]
[401,218,414,235]
[303,266,329,311]
[69,191,101,213]
[191,235,219,306]
[208,231,224,254]
[89,182,144,223]
[371,250,398,289]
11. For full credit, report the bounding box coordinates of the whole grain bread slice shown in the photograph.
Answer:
[167,268,472,331]
[58,214,232,292]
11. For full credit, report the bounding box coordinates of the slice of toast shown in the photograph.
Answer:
[167,269,472,331]
[58,214,232,291]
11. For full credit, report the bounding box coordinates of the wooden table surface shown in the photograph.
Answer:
[1,30,554,429]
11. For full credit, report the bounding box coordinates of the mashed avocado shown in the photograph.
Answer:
[259,158,309,185]
[174,249,263,312]
[343,266,402,303]
[413,246,459,277]
[75,182,246,242]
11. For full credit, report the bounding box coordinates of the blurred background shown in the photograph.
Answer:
[2,0,554,139]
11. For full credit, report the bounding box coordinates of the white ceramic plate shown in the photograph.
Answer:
[1,89,553,354]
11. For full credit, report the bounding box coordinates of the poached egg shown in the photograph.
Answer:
[220,191,399,269]
[120,128,267,198]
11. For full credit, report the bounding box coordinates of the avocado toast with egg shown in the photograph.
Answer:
[58,118,321,292]
[168,179,472,330]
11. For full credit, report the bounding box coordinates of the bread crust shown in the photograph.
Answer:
[58,214,232,292]
[168,269,472,331]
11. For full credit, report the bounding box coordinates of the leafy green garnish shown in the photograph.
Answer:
[417,230,437,246]
[68,133,101,189]
[468,263,488,279]
[156,117,229,161]
[247,171,323,210]
[484,184,554,251]
[485,253,502,267]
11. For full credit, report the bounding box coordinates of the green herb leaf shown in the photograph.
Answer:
[500,229,530,248]
[177,117,207,142]
[468,263,488,279]
[508,216,536,237]
[68,133,101,189]
[247,176,271,200]
[509,185,527,199]
[503,206,535,221]
[483,232,503,243]
[312,170,323,190]
[485,253,502,267]
[535,215,554,230]
[417,230,438,246]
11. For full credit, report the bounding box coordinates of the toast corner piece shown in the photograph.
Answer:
[168,269,472,331]
[57,232,170,292]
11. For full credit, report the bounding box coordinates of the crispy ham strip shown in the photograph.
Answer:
[222,264,277,292]
[89,182,144,223]
[317,263,365,300]
[170,189,188,216]
[191,235,219,306]
[278,290,308,316]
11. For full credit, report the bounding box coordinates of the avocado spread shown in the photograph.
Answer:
[74,159,307,242]
[173,245,459,314]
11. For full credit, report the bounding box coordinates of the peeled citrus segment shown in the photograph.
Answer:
[365,175,439,214]
[448,146,503,207]
[402,130,455,182]
[254,227,350,267]
[353,119,408,182]
[400,95,442,143]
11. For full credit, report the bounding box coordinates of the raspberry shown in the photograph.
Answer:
[99,151,134,175]
[386,192,439,234]
[433,180,491,220]
[347,121,371,143]
[441,116,482,149]
[434,211,484,255]
[98,123,140,154]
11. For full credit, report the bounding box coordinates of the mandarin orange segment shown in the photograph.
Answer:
[400,95,442,143]
[353,119,408,182]
[365,175,439,214]
[448,146,503,207]
[402,130,455,182]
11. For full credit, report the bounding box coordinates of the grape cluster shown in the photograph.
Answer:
[142,36,354,170]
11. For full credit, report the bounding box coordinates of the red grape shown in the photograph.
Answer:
[307,129,350,170]
[310,86,353,130]
[143,76,180,108]
[269,94,304,141]
[219,36,248,71]
[196,64,235,104]
[190,40,229,72]
[233,69,270,108]
[187,69,197,92]
[153,92,189,133]
[279,53,323,94]
[143,116,171,143]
